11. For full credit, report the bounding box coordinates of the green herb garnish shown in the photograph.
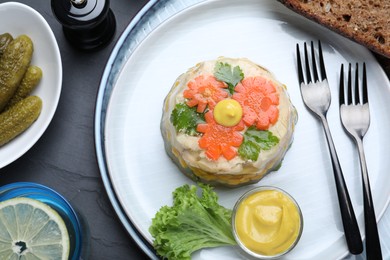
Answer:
[214,62,244,94]
[170,103,205,135]
[149,184,236,260]
[238,126,279,161]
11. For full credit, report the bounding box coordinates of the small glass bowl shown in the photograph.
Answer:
[0,182,87,260]
[231,186,304,259]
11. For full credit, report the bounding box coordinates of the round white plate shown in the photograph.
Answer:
[99,0,390,259]
[0,2,62,168]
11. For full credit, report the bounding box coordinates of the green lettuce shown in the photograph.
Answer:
[149,184,236,259]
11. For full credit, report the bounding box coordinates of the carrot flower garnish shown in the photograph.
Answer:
[196,111,244,161]
[232,76,279,130]
[183,75,228,113]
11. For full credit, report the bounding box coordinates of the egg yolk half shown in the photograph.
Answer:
[213,99,243,127]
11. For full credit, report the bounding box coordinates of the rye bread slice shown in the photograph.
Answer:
[278,0,390,58]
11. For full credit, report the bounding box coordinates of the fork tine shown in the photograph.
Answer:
[347,63,353,105]
[355,63,360,104]
[311,41,319,82]
[304,42,312,83]
[296,44,305,84]
[318,40,327,80]
[362,62,368,104]
[339,64,345,106]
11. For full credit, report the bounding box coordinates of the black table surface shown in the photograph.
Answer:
[0,0,149,259]
[1,1,389,260]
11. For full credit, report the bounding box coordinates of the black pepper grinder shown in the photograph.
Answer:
[51,0,116,51]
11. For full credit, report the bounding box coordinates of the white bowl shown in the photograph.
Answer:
[0,2,62,168]
[232,186,304,259]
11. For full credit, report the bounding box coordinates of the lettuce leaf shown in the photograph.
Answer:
[149,184,236,260]
[238,126,280,161]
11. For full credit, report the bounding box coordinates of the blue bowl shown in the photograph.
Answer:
[0,182,84,260]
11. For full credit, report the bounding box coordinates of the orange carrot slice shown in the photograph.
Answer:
[183,75,228,113]
[232,76,279,130]
[197,111,244,160]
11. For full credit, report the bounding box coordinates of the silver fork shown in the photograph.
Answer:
[296,41,363,255]
[339,63,382,259]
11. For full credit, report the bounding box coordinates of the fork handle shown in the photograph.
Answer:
[356,139,382,260]
[321,116,363,255]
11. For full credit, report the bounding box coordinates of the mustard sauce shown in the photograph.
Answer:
[234,189,302,256]
[213,99,243,127]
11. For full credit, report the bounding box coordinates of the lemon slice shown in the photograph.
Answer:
[0,197,70,259]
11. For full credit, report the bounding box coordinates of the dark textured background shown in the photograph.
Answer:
[0,0,149,259]
[0,1,389,260]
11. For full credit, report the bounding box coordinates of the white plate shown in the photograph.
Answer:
[0,2,62,168]
[102,0,390,259]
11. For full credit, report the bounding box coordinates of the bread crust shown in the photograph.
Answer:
[278,0,390,58]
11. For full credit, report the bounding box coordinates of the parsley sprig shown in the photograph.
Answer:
[170,103,205,135]
[214,62,244,94]
[238,126,279,161]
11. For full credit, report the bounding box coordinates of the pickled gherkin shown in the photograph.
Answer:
[0,33,13,57]
[0,35,33,111]
[0,95,42,146]
[5,65,42,109]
